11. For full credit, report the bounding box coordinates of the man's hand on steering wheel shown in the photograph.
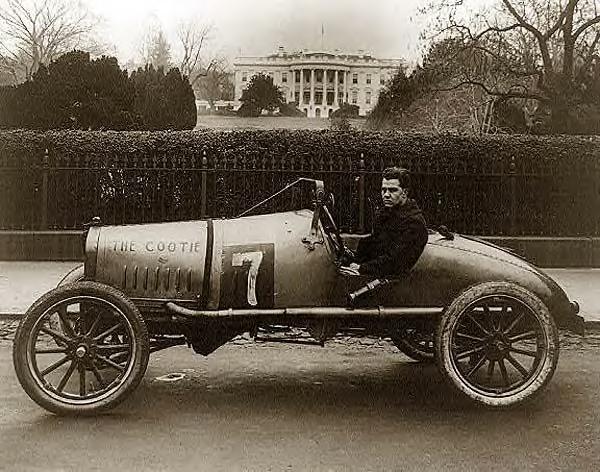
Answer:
[338,246,356,266]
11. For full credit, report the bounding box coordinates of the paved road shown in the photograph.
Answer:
[1,336,600,472]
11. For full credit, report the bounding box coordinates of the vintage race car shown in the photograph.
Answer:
[13,179,583,415]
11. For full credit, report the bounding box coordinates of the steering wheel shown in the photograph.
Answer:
[319,195,345,260]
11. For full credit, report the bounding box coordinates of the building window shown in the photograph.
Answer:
[242,72,247,82]
[366,73,371,84]
[282,72,287,83]
[380,75,385,85]
[366,91,372,105]
[317,70,323,83]
[352,73,358,84]
[339,74,344,84]
[351,90,358,104]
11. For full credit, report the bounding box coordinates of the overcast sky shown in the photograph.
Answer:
[84,0,432,66]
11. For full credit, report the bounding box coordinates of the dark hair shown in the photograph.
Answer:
[382,167,410,188]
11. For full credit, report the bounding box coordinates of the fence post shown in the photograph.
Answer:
[358,153,365,233]
[40,148,49,230]
[509,155,517,235]
[201,150,207,218]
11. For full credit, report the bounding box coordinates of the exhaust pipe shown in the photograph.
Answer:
[165,302,443,319]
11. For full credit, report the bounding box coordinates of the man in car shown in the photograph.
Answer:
[340,166,428,278]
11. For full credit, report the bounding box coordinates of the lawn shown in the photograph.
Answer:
[195,115,366,130]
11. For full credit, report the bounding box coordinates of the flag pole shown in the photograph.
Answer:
[321,23,324,51]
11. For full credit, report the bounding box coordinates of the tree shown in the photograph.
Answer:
[197,60,234,105]
[421,0,600,134]
[149,30,171,71]
[238,73,284,116]
[130,65,196,130]
[0,0,97,83]
[368,38,496,133]
[139,27,172,71]
[367,66,435,129]
[0,50,196,130]
[176,20,219,89]
[175,20,233,105]
[0,51,137,129]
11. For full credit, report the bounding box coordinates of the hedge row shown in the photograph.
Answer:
[2,128,599,165]
[0,129,599,236]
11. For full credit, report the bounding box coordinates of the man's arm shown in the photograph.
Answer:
[359,220,427,276]
[354,234,373,263]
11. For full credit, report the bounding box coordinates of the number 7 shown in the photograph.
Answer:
[231,251,264,306]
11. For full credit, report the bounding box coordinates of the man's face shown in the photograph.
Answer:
[381,178,407,208]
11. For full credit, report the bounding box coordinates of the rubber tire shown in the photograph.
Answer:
[436,281,559,408]
[13,281,150,416]
[391,329,435,363]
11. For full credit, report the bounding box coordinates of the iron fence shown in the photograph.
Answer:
[0,147,598,236]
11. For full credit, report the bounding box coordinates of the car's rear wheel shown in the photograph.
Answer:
[436,281,559,408]
[391,325,435,363]
[13,281,149,415]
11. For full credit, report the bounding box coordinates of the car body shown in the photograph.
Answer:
[13,179,583,415]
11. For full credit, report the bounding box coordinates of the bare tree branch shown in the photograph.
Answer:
[501,0,554,72]
[432,78,548,102]
[177,20,216,87]
[573,13,600,38]
[0,0,96,82]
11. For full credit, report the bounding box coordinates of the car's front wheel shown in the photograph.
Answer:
[13,281,149,415]
[436,281,559,408]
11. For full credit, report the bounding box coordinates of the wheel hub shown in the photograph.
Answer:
[75,346,87,358]
[485,335,510,361]
[70,338,96,360]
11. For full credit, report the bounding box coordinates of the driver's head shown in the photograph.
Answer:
[381,167,410,208]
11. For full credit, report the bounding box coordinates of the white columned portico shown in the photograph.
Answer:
[310,69,315,108]
[299,69,304,106]
[322,68,327,106]
[334,70,339,106]
[344,71,348,103]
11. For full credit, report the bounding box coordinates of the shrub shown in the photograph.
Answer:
[329,115,352,131]
[0,52,197,131]
[278,103,305,117]
[130,65,197,130]
[330,103,359,119]
[237,102,260,117]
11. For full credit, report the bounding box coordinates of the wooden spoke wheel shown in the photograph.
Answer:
[391,325,435,363]
[13,282,149,415]
[436,282,559,408]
